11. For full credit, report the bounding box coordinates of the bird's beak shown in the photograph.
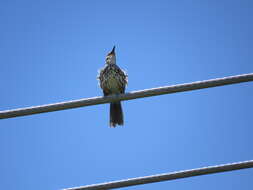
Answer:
[110,46,115,55]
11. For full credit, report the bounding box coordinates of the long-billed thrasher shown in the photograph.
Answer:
[98,46,128,127]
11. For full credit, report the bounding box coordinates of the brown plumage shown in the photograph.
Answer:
[98,46,128,127]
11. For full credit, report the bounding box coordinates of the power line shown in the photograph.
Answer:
[63,160,253,190]
[0,73,253,119]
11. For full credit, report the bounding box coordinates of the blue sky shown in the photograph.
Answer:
[0,1,252,190]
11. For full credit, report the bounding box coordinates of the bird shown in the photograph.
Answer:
[98,46,128,127]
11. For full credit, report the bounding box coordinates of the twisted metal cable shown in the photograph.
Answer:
[0,73,252,119]
[64,160,253,190]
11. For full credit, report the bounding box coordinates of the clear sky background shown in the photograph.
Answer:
[0,1,252,190]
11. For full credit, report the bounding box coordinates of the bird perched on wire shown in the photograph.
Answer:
[98,46,128,127]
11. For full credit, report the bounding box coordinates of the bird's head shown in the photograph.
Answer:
[106,46,116,65]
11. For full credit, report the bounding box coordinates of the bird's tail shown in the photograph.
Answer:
[110,101,124,127]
